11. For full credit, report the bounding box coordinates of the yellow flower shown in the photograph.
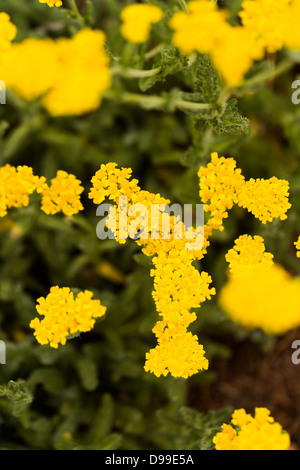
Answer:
[0,29,111,116]
[239,0,290,53]
[0,37,58,101]
[198,152,245,232]
[41,170,84,216]
[120,4,164,44]
[169,0,229,55]
[225,234,274,277]
[39,0,62,6]
[0,164,46,217]
[42,29,111,116]
[30,286,107,348]
[198,153,291,230]
[90,163,215,378]
[0,12,17,51]
[295,235,300,258]
[219,262,300,335]
[237,176,291,224]
[144,325,209,378]
[214,408,290,450]
[210,25,264,87]
[284,0,300,50]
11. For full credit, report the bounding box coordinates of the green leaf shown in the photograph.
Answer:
[139,47,187,92]
[212,98,250,134]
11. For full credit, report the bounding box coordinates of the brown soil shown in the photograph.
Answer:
[188,329,300,449]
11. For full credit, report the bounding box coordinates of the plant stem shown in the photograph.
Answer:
[177,0,190,13]
[104,90,213,112]
[238,59,293,89]
[111,65,162,79]
[68,0,84,25]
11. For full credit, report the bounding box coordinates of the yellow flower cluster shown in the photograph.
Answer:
[145,251,214,378]
[169,0,300,86]
[237,177,291,224]
[240,0,300,53]
[295,235,300,258]
[39,0,62,7]
[89,163,215,378]
[0,12,17,51]
[120,4,164,44]
[225,234,274,276]
[219,250,300,335]
[198,152,245,232]
[0,28,111,116]
[198,153,291,231]
[213,407,290,450]
[41,171,84,217]
[0,164,84,218]
[0,164,46,217]
[30,286,107,348]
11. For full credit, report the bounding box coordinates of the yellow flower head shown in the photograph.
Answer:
[30,286,107,348]
[89,162,141,205]
[237,176,291,224]
[284,0,300,50]
[43,29,112,116]
[295,235,300,258]
[90,163,216,378]
[0,12,17,51]
[39,0,62,6]
[214,408,290,450]
[169,0,229,55]
[41,170,84,216]
[0,29,111,116]
[225,234,274,277]
[219,262,300,335]
[0,164,46,217]
[198,152,245,232]
[210,25,264,87]
[120,4,164,44]
[0,37,59,101]
[240,0,290,53]
[144,325,209,378]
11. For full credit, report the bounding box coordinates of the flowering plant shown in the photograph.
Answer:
[0,0,299,451]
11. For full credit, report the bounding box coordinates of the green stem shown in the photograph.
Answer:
[238,59,293,89]
[67,0,84,25]
[104,90,213,112]
[111,65,162,79]
[177,0,190,13]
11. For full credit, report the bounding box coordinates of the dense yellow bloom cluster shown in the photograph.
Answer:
[213,408,290,450]
[0,164,84,218]
[41,171,84,216]
[219,259,300,335]
[198,153,291,230]
[39,0,62,7]
[169,0,300,86]
[198,152,245,232]
[225,234,274,276]
[89,163,214,378]
[30,287,107,348]
[0,29,111,116]
[240,0,300,53]
[0,165,46,217]
[169,1,228,55]
[0,12,17,51]
[120,4,164,44]
[237,177,291,224]
[219,232,300,334]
